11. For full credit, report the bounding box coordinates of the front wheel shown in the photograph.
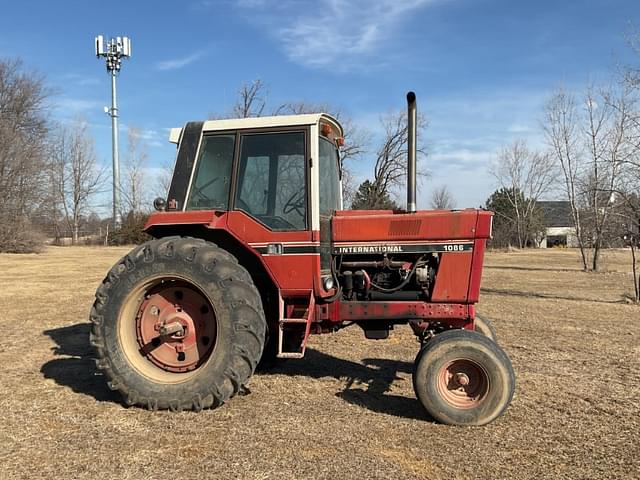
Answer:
[412,329,515,425]
[90,236,266,411]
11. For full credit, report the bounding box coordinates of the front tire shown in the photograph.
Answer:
[412,329,515,425]
[89,236,266,411]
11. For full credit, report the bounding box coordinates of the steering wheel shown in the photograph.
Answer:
[190,177,220,202]
[258,215,298,230]
[283,190,306,217]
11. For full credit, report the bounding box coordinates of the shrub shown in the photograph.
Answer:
[107,212,151,246]
[0,217,46,253]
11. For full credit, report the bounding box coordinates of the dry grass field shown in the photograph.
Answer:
[1,246,639,479]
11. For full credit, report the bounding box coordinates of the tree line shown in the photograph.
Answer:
[0,58,163,252]
[482,37,640,300]
[486,83,640,260]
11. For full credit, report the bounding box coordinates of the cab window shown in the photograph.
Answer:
[319,137,341,214]
[186,134,235,210]
[318,136,340,270]
[235,131,307,231]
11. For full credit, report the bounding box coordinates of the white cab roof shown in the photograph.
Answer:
[168,113,343,144]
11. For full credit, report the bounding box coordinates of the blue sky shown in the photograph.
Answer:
[1,0,638,211]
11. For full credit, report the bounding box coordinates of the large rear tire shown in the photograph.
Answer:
[412,329,515,425]
[89,236,266,411]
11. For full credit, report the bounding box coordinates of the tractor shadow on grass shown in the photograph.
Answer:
[262,348,431,422]
[40,323,430,420]
[40,323,120,404]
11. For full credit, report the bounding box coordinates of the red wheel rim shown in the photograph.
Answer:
[436,359,489,409]
[135,281,216,373]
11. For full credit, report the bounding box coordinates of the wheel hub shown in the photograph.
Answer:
[157,320,186,337]
[135,283,216,373]
[454,372,470,386]
[436,359,489,409]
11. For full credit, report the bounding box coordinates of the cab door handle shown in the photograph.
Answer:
[266,243,283,255]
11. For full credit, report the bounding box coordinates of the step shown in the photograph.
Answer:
[277,293,315,358]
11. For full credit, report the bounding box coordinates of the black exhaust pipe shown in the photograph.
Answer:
[407,91,417,213]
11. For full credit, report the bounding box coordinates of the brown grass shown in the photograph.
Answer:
[0,246,638,479]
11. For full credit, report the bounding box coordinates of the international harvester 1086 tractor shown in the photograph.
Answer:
[90,92,515,425]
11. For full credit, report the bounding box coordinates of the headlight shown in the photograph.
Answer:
[322,276,335,291]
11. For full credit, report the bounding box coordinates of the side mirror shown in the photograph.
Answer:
[153,197,167,211]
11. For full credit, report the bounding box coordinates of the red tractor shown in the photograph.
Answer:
[90,92,515,425]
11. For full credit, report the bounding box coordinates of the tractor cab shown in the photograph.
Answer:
[148,114,344,299]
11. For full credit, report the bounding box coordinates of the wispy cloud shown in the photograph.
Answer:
[62,73,101,87]
[121,124,165,148]
[155,51,204,71]
[430,149,490,168]
[235,0,437,71]
[56,97,102,113]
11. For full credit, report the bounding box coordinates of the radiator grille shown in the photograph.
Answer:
[388,219,422,236]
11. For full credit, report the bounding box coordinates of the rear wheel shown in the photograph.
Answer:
[90,236,266,411]
[474,314,498,342]
[412,329,515,425]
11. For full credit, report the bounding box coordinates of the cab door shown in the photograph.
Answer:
[227,129,316,293]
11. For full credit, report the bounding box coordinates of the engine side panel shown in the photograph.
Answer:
[430,252,473,302]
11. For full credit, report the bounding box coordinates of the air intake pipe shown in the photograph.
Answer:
[407,91,417,213]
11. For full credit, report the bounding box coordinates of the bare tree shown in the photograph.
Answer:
[544,89,590,269]
[50,120,105,244]
[611,190,640,302]
[370,109,428,208]
[584,87,632,269]
[429,185,455,209]
[153,158,174,199]
[490,139,555,248]
[623,27,640,89]
[618,31,640,300]
[545,86,633,270]
[0,58,51,252]
[121,126,149,216]
[231,79,267,118]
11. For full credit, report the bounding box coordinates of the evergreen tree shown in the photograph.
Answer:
[485,187,544,248]
[351,180,400,210]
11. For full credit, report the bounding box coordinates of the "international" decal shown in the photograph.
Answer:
[333,243,473,254]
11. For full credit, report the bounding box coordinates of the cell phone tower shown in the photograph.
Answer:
[95,35,132,229]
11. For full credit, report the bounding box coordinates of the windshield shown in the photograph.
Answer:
[318,137,341,214]
[186,134,235,210]
[318,136,341,271]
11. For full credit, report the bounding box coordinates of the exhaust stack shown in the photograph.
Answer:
[406,91,417,213]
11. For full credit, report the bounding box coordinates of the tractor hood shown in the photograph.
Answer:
[331,209,493,243]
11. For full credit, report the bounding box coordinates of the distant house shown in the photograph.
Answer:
[537,201,578,248]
